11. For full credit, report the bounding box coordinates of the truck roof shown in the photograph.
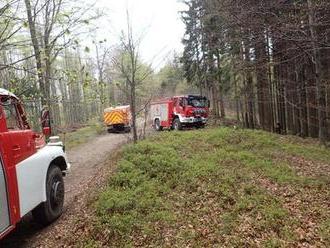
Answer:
[175,95,206,98]
[104,105,130,113]
[150,98,173,104]
[151,95,206,103]
[0,88,18,100]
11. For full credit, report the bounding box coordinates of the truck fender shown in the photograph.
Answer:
[50,156,69,174]
[16,145,68,217]
[152,117,161,126]
[153,116,160,122]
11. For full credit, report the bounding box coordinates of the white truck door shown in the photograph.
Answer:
[0,158,10,233]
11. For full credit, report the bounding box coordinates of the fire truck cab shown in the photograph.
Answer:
[0,88,69,239]
[150,95,209,131]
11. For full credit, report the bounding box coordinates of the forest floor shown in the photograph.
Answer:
[0,126,132,248]
[1,126,329,248]
[54,127,328,248]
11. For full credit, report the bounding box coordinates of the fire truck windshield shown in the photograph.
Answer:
[187,97,208,108]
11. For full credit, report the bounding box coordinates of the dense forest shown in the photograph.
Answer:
[0,0,191,134]
[2,0,330,144]
[0,0,102,130]
[181,0,330,143]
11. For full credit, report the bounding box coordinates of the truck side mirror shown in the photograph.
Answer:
[41,107,51,136]
[42,127,51,136]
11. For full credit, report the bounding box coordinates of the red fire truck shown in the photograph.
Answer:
[150,95,209,131]
[0,88,69,240]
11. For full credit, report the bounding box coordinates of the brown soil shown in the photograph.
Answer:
[0,132,131,248]
[285,155,330,179]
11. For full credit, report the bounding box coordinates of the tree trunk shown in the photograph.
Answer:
[130,81,138,143]
[307,0,327,144]
[24,0,46,104]
[299,62,309,137]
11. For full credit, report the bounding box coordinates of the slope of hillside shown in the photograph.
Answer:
[66,128,330,247]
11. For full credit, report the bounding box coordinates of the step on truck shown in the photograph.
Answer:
[0,88,70,240]
[104,105,132,133]
[150,95,209,131]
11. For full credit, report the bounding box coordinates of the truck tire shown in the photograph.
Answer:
[173,118,182,131]
[32,165,64,226]
[155,119,163,131]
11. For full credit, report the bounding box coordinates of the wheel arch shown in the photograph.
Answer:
[172,115,180,124]
[50,156,68,172]
[153,117,160,124]
[154,118,164,131]
[41,155,67,204]
[153,117,161,127]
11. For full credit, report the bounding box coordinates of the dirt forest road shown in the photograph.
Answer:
[0,132,131,248]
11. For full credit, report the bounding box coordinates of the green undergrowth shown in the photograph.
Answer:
[83,127,329,247]
[59,120,104,149]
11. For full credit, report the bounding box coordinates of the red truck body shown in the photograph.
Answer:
[0,88,69,240]
[150,95,209,131]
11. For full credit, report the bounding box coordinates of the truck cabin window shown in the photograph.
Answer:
[187,97,208,108]
[178,98,183,107]
[178,98,188,107]
[3,102,21,130]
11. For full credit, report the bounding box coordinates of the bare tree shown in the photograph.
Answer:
[95,40,111,109]
[112,12,153,143]
[24,0,45,102]
[24,0,98,103]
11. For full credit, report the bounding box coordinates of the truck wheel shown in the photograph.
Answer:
[155,119,163,131]
[173,118,182,131]
[107,126,114,133]
[32,165,64,226]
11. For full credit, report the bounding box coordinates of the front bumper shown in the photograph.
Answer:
[107,124,131,133]
[65,162,71,172]
[181,117,208,124]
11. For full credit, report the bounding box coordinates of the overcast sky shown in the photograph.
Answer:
[95,0,186,68]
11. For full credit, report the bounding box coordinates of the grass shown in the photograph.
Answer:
[59,120,104,149]
[80,127,329,247]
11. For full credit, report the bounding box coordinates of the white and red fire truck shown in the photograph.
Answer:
[0,88,69,240]
[150,95,209,131]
